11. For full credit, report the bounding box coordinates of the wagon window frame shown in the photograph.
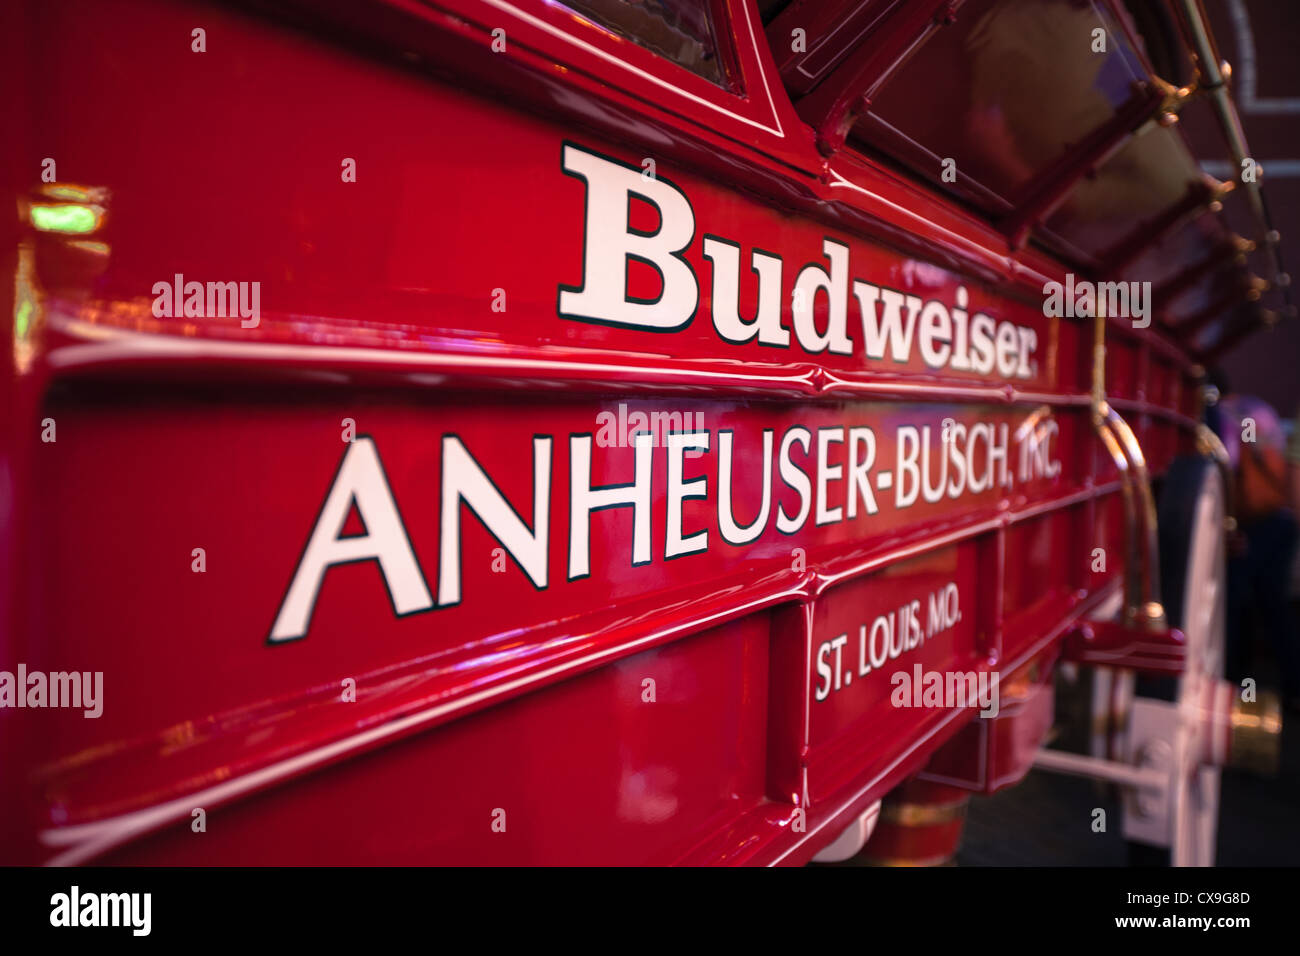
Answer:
[434,0,798,153]
[558,0,737,89]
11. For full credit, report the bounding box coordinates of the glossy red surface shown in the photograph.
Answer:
[1,0,1219,864]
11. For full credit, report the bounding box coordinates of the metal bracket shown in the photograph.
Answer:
[1063,619,1186,674]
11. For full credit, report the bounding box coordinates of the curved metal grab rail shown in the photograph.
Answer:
[1092,401,1167,630]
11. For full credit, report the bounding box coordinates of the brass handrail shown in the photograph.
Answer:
[1090,300,1166,630]
[1098,403,1167,630]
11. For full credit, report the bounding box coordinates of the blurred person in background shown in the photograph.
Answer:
[1207,369,1300,712]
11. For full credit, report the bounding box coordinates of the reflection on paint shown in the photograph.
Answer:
[13,242,42,374]
[29,203,102,235]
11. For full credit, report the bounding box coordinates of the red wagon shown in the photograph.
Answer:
[1,0,1289,865]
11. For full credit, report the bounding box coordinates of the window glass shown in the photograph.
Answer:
[852,0,1151,210]
[1119,213,1225,288]
[756,0,793,25]
[564,0,728,86]
[1043,121,1203,258]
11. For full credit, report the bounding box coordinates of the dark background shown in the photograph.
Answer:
[1194,0,1300,418]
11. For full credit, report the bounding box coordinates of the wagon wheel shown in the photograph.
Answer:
[1165,455,1226,866]
[1123,455,1226,865]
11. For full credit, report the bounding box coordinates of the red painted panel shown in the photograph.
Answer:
[1105,337,1141,400]
[1003,511,1074,625]
[18,0,1086,400]
[100,612,773,865]
[806,543,985,801]
[15,387,1093,859]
